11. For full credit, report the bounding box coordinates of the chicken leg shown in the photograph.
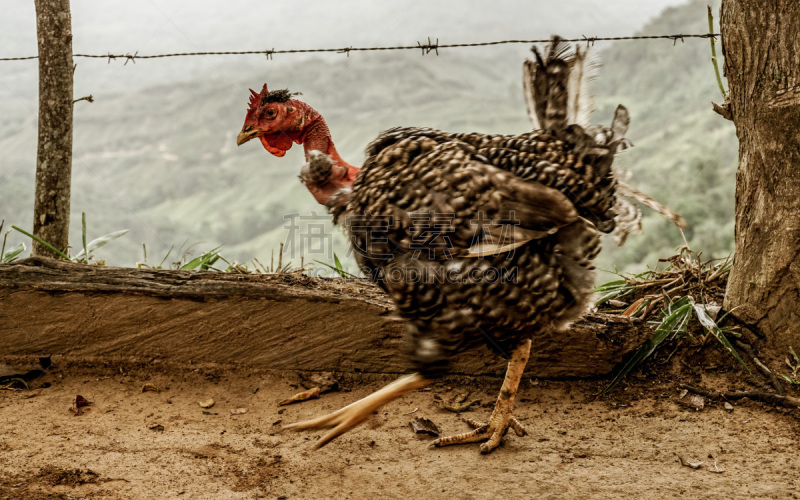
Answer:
[284,373,430,449]
[433,338,531,453]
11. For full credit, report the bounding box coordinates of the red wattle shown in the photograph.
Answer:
[260,133,295,157]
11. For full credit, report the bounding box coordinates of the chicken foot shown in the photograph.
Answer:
[433,338,531,453]
[284,372,430,449]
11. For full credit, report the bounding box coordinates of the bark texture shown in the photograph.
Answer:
[0,258,649,378]
[32,0,74,257]
[721,1,800,358]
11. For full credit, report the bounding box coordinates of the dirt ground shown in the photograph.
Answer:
[1,358,799,500]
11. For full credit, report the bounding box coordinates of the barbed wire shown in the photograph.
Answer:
[0,33,719,63]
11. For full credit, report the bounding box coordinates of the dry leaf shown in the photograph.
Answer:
[704,304,722,321]
[70,395,93,415]
[409,416,440,436]
[439,392,481,413]
[677,455,703,469]
[622,297,646,317]
[278,387,321,406]
[198,398,215,409]
[142,383,159,393]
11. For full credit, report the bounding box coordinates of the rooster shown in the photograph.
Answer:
[237,38,631,453]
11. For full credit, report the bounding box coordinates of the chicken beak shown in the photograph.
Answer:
[237,127,259,146]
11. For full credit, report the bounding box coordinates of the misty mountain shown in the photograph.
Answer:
[1,0,735,276]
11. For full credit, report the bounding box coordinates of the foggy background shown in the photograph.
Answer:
[1,0,734,276]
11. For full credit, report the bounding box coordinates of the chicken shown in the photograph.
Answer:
[237,37,628,453]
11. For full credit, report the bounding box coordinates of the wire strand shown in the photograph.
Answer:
[0,33,720,62]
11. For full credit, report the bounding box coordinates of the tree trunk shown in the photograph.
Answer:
[721,1,800,358]
[32,0,74,257]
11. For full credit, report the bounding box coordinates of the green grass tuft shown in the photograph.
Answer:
[599,247,758,394]
[314,252,358,278]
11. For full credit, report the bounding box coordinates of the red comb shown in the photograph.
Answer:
[245,84,268,119]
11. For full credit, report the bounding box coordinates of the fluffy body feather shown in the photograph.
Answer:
[349,126,613,371]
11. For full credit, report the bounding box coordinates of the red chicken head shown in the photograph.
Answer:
[236,83,305,157]
[236,82,360,208]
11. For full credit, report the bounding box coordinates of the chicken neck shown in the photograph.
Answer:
[296,110,360,206]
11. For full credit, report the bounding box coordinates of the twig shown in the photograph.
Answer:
[711,101,732,120]
[707,6,732,121]
[707,6,726,98]
[1,220,7,261]
[704,254,731,282]
[753,357,785,394]
[735,340,785,394]
[733,340,756,361]
[662,341,683,365]
[253,257,268,274]
[73,95,94,104]
[680,383,800,408]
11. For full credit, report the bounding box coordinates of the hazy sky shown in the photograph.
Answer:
[2,0,692,113]
[4,1,689,56]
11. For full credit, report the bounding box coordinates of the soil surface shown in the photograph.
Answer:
[1,358,799,499]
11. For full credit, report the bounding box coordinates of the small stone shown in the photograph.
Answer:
[687,395,705,410]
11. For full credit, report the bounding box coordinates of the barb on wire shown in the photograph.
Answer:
[0,33,722,62]
[417,37,439,56]
[124,51,138,65]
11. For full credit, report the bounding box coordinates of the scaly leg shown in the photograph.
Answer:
[284,373,430,449]
[433,338,531,453]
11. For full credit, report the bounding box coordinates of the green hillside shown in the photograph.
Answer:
[0,0,735,276]
[592,0,736,274]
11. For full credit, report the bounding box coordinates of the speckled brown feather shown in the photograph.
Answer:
[345,122,619,374]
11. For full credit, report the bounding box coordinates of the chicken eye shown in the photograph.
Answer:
[265,108,277,120]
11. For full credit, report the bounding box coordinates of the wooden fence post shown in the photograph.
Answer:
[32,0,74,257]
